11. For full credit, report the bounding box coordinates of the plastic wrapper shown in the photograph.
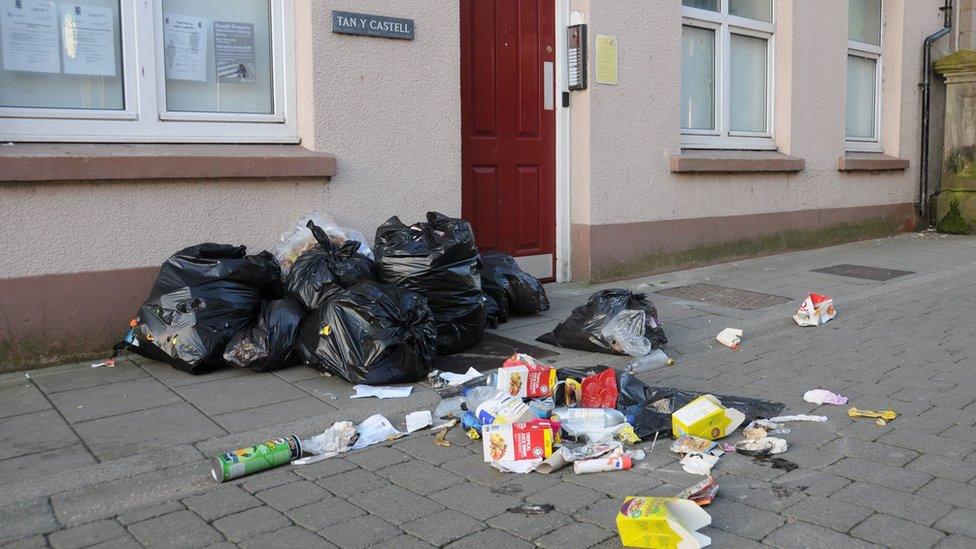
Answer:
[285,221,377,311]
[374,212,486,355]
[537,289,666,354]
[271,211,374,277]
[600,310,653,357]
[580,368,619,408]
[297,281,437,384]
[223,298,305,372]
[480,251,550,326]
[301,421,357,456]
[129,243,281,374]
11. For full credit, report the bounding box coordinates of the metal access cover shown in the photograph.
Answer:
[655,283,791,310]
[812,264,914,281]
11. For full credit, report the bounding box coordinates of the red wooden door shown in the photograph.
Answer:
[461,0,556,280]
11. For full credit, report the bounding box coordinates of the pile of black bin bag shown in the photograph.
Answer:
[123,212,553,384]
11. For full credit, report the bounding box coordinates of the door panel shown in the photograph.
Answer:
[461,0,556,280]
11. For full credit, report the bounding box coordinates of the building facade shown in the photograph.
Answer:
[0,0,966,368]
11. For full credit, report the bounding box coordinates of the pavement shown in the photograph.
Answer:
[4,231,976,548]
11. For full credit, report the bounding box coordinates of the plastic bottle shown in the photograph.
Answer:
[550,407,630,429]
[624,349,674,374]
[462,386,502,411]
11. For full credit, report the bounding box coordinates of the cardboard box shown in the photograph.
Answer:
[482,420,554,463]
[793,293,836,327]
[671,395,745,440]
[475,393,536,425]
[617,496,711,548]
[499,353,556,398]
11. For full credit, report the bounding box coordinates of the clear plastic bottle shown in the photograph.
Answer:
[550,407,629,429]
[625,349,674,374]
[462,385,502,411]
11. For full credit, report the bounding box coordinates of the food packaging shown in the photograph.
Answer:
[617,496,711,548]
[671,394,745,440]
[482,420,554,463]
[498,353,557,398]
[573,455,633,474]
[793,292,836,326]
[475,393,537,425]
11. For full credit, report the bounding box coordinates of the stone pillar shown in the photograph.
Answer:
[934,51,976,233]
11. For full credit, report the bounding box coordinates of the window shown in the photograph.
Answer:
[0,0,295,142]
[681,0,775,149]
[846,0,882,151]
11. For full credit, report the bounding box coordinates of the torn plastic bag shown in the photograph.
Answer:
[374,212,486,354]
[223,298,305,372]
[271,211,374,277]
[537,289,666,354]
[297,281,438,384]
[285,221,377,312]
[129,244,281,374]
[600,310,654,357]
[480,251,550,325]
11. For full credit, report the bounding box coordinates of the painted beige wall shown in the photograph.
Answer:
[574,0,944,227]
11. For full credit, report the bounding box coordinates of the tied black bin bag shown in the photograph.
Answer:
[481,251,550,327]
[223,298,305,372]
[537,289,666,354]
[130,243,281,374]
[285,220,377,311]
[298,281,438,384]
[374,212,486,355]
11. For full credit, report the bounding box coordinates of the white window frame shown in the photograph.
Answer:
[681,0,775,150]
[845,2,883,152]
[0,0,297,143]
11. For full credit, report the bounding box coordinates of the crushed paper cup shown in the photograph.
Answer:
[715,328,742,350]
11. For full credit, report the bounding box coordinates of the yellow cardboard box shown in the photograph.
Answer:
[616,496,711,548]
[671,394,745,440]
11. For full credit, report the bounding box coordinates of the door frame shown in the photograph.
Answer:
[554,0,572,282]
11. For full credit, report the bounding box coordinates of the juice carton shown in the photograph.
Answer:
[475,393,536,425]
[616,496,711,548]
[498,353,557,398]
[793,292,836,326]
[482,420,554,463]
[671,395,745,440]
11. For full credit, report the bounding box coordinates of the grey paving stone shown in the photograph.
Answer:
[832,481,953,525]
[49,379,181,423]
[348,485,445,525]
[707,498,785,540]
[573,497,626,528]
[764,521,879,549]
[444,528,533,549]
[527,482,607,514]
[320,515,402,549]
[87,534,143,549]
[0,535,49,549]
[0,410,79,460]
[73,403,224,460]
[48,519,126,549]
[827,456,934,492]
[0,444,96,484]
[935,508,976,538]
[239,469,300,493]
[937,534,976,549]
[534,521,613,549]
[918,478,976,511]
[284,497,365,531]
[878,430,975,460]
[784,495,874,532]
[375,460,465,495]
[486,510,573,541]
[212,506,290,543]
[269,366,324,383]
[292,457,358,481]
[390,431,471,465]
[138,361,251,388]
[30,364,148,394]
[563,470,663,498]
[401,509,484,546]
[0,498,60,543]
[212,397,335,432]
[365,534,435,549]
[315,468,391,498]
[116,501,185,526]
[852,513,946,549]
[440,453,513,487]
[345,447,410,471]
[430,483,519,521]
[780,444,844,469]
[921,406,976,427]
[0,381,51,419]
[182,485,261,521]
[823,437,919,467]
[765,468,852,497]
[714,476,806,513]
[255,480,330,512]
[907,453,976,483]
[700,528,766,549]
[128,510,223,548]
[174,375,309,416]
[238,526,334,549]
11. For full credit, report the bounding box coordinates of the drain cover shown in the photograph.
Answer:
[655,283,791,310]
[812,264,914,281]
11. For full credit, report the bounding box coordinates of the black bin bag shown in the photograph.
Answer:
[297,281,438,384]
[374,212,486,355]
[224,298,305,372]
[536,289,666,354]
[130,243,281,374]
[285,220,376,311]
[481,251,550,327]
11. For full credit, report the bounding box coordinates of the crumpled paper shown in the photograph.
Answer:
[803,389,848,406]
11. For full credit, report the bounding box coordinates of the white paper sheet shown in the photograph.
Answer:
[350,385,413,399]
[59,3,115,76]
[405,410,433,433]
[1,0,59,73]
[350,414,403,450]
[438,367,481,386]
[163,13,207,82]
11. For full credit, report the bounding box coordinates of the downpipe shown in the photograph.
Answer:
[919,0,954,219]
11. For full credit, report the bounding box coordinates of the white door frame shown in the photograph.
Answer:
[554,0,572,282]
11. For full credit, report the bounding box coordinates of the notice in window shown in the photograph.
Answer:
[0,0,60,74]
[214,21,255,83]
[594,34,618,85]
[59,4,116,76]
[163,13,207,82]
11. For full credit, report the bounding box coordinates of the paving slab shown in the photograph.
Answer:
[0,409,79,460]
[0,444,96,484]
[49,378,181,423]
[0,380,51,419]
[74,403,224,460]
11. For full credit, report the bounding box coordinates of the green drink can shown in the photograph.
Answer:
[211,435,302,482]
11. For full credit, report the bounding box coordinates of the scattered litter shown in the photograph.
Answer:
[715,328,742,350]
[350,414,403,450]
[91,359,116,368]
[211,435,302,482]
[768,414,827,423]
[482,420,554,463]
[601,309,655,356]
[677,477,719,506]
[793,292,836,326]
[626,349,675,374]
[617,496,711,548]
[298,421,357,463]
[436,367,482,387]
[735,437,788,457]
[580,368,619,408]
[536,441,622,474]
[494,354,556,398]
[574,454,633,474]
[672,395,745,440]
[770,457,798,471]
[848,406,897,425]
[507,503,554,515]
[803,389,848,406]
[433,429,452,447]
[350,385,413,399]
[405,410,433,433]
[434,396,466,419]
[680,453,721,476]
[476,392,537,424]
[492,459,542,474]
[670,434,717,455]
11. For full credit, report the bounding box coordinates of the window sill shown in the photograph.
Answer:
[0,143,336,182]
[837,153,910,172]
[670,150,805,173]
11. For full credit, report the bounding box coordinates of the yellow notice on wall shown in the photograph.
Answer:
[595,34,618,85]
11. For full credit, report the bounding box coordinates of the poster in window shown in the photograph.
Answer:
[214,21,254,83]
[163,13,207,82]
[59,3,116,76]
[0,0,60,73]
